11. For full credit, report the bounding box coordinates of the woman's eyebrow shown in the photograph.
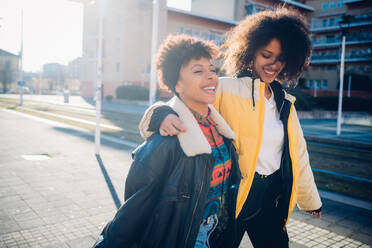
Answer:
[262,49,273,54]
[190,64,203,69]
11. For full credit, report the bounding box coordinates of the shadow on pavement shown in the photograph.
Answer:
[51,126,137,210]
[96,154,122,210]
[82,96,95,107]
[52,126,137,152]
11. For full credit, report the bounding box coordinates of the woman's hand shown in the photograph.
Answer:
[306,209,322,219]
[159,114,187,136]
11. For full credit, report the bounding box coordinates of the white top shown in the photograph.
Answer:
[256,91,284,175]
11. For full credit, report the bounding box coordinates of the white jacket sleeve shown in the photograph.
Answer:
[292,107,322,211]
[138,101,168,139]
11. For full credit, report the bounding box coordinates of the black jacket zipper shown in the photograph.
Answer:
[184,161,208,247]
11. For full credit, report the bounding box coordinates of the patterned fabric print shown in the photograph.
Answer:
[191,108,232,247]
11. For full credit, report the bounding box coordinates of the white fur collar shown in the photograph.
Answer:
[167,96,236,157]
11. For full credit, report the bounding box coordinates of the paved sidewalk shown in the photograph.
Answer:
[300,119,372,147]
[0,108,371,248]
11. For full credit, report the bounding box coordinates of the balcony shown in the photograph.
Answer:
[312,33,372,48]
[343,0,363,4]
[311,52,372,64]
[311,13,372,32]
[280,0,314,11]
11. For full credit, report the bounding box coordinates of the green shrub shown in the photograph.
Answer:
[287,88,316,111]
[116,85,149,101]
[316,97,372,112]
[286,88,372,112]
[105,95,113,102]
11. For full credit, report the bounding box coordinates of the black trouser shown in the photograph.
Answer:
[232,169,289,248]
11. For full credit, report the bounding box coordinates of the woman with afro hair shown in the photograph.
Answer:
[139,7,322,248]
[93,34,241,248]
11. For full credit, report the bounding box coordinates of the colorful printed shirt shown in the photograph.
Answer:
[191,108,232,248]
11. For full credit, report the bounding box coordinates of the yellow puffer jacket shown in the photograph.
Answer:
[214,76,322,221]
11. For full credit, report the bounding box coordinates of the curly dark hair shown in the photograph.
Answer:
[155,34,219,94]
[222,7,311,84]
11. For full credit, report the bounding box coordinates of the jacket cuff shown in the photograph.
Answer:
[311,207,322,213]
[148,105,178,132]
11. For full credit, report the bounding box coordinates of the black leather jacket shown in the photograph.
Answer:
[93,134,241,248]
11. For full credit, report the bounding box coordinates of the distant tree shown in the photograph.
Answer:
[337,73,372,91]
[0,61,13,93]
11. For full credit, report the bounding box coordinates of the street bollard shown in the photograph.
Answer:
[64,89,69,103]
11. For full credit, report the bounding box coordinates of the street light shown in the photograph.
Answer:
[19,10,24,106]
[95,0,105,155]
[149,0,160,105]
[336,14,352,136]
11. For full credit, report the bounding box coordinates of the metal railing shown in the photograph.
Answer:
[311,13,372,31]
[312,33,372,47]
[311,52,372,63]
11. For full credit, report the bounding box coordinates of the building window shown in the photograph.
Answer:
[337,1,344,8]
[322,2,328,10]
[329,18,335,27]
[201,32,209,40]
[322,19,327,27]
[315,80,321,89]
[326,35,335,42]
[321,80,328,89]
[311,18,317,28]
[209,33,216,41]
[245,4,256,15]
[215,34,224,45]
[306,80,313,89]
[102,39,105,58]
[115,38,120,51]
[116,63,120,73]
[178,27,184,34]
[330,1,336,8]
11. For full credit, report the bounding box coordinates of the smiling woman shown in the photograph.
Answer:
[175,57,218,116]
[253,38,286,84]
[155,34,221,116]
[93,34,241,248]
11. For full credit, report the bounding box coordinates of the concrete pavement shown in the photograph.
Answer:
[0,108,371,247]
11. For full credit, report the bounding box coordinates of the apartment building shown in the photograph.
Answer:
[77,0,236,98]
[77,0,371,99]
[303,0,372,97]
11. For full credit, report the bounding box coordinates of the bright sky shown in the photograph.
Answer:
[0,0,190,72]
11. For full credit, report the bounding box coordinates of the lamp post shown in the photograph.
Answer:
[313,80,317,97]
[336,15,352,136]
[19,10,24,106]
[95,0,104,155]
[149,0,159,105]
[347,74,351,97]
